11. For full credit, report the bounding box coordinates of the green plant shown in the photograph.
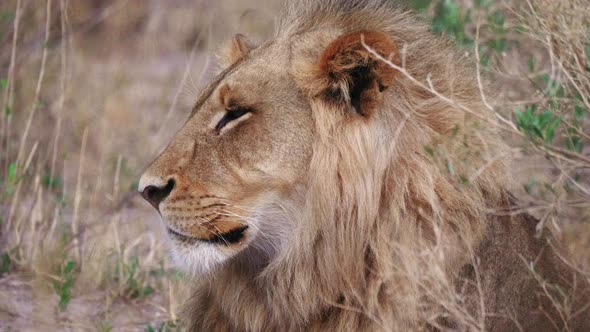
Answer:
[1,251,13,276]
[53,259,77,311]
[515,104,562,145]
[146,321,181,332]
[432,0,472,46]
[115,255,154,299]
[409,0,508,66]
[0,247,20,277]
[2,162,17,196]
[518,59,588,153]
[42,171,62,190]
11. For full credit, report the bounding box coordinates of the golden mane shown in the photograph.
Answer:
[182,1,589,330]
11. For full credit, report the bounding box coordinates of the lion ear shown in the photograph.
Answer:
[219,34,255,67]
[316,30,399,117]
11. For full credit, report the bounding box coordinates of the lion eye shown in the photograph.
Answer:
[215,107,252,134]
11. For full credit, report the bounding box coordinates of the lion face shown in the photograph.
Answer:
[140,30,399,275]
[139,41,315,274]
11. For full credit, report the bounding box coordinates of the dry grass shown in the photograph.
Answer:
[0,0,588,330]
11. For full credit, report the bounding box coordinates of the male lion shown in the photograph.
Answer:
[139,0,590,330]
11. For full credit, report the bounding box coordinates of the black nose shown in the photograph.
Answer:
[140,179,175,210]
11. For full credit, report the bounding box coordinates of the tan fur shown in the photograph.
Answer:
[139,1,590,330]
[219,33,255,67]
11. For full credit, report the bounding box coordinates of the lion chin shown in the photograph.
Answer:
[138,0,590,331]
[169,243,232,276]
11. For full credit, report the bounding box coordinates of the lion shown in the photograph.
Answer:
[138,0,590,330]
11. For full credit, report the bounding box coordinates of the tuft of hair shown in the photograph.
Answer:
[277,0,405,36]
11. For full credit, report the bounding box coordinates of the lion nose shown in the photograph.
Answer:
[139,178,175,211]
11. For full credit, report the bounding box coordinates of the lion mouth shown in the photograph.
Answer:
[167,226,248,245]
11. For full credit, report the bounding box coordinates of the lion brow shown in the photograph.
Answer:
[189,57,247,117]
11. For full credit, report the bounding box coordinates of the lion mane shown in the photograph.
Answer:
[183,1,590,330]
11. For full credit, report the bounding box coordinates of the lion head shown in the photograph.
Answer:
[139,0,517,329]
[138,32,316,274]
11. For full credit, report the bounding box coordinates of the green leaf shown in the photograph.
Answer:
[565,135,583,153]
[142,285,154,297]
[544,126,556,144]
[514,24,526,34]
[42,173,62,189]
[0,78,7,89]
[459,174,469,185]
[479,52,491,66]
[515,108,524,121]
[7,163,16,183]
[487,38,506,53]
[574,99,586,122]
[64,260,75,274]
[1,10,14,22]
[543,183,556,194]
[532,127,543,140]
[523,180,536,194]
[409,0,432,11]
[528,56,536,73]
[545,116,561,144]
[488,10,505,31]
[423,145,435,157]
[432,0,473,46]
[1,253,11,275]
[54,259,77,311]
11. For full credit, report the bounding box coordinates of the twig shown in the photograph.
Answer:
[361,38,520,135]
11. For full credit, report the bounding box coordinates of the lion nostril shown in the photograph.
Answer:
[140,179,175,210]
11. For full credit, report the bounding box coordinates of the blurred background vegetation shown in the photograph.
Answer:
[0,0,588,330]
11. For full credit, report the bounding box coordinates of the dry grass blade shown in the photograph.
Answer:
[71,127,87,263]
